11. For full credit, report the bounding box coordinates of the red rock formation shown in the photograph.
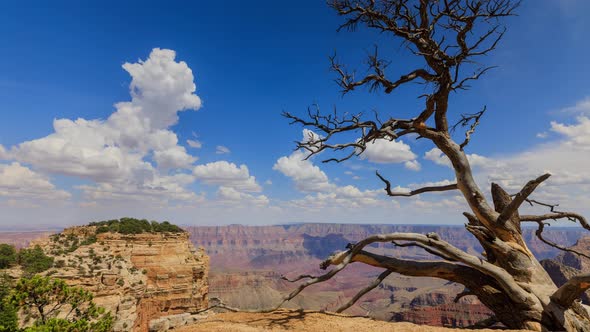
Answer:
[23,227,209,332]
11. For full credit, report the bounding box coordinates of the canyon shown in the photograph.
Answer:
[186,223,585,327]
[2,223,587,329]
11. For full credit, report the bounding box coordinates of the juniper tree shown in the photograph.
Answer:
[278,1,590,330]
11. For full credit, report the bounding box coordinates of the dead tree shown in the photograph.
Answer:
[278,1,590,330]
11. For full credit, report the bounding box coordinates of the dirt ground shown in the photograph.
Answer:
[174,310,529,332]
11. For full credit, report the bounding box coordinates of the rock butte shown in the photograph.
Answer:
[25,226,209,331]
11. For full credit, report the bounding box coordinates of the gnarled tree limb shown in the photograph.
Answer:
[551,273,590,308]
[497,173,551,225]
[335,270,393,313]
[375,171,458,197]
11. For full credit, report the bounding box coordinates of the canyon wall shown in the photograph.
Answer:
[27,226,209,331]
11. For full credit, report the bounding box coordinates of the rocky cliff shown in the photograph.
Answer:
[541,236,590,304]
[24,226,209,331]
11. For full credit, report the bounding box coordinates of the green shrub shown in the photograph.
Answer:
[81,235,97,246]
[89,218,184,234]
[0,273,17,332]
[8,275,113,332]
[18,246,54,275]
[0,244,17,269]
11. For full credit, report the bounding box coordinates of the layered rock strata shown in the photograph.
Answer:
[26,226,209,331]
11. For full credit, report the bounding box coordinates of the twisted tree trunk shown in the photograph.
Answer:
[277,1,590,330]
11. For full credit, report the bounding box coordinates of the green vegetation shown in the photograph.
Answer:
[7,275,113,332]
[81,235,98,246]
[90,217,184,234]
[17,246,54,275]
[0,274,17,332]
[0,244,17,269]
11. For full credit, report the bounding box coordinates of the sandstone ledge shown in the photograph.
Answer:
[173,310,531,332]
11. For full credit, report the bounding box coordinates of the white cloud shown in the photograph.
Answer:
[122,48,202,128]
[187,139,202,149]
[360,139,417,164]
[193,161,261,192]
[153,145,196,170]
[286,187,384,210]
[451,114,590,215]
[216,145,231,154]
[0,145,8,160]
[424,148,492,168]
[550,116,590,147]
[216,186,269,206]
[0,162,70,201]
[273,150,332,193]
[77,173,203,203]
[6,48,203,204]
[404,160,421,171]
[274,133,395,211]
[559,96,590,115]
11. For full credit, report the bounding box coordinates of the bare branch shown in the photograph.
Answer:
[323,232,536,306]
[280,274,320,283]
[392,240,457,262]
[330,48,438,95]
[523,220,590,259]
[497,173,551,225]
[521,212,589,229]
[451,107,486,150]
[375,171,458,197]
[335,270,393,313]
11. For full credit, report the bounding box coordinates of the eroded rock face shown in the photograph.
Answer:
[28,227,209,332]
[542,236,590,304]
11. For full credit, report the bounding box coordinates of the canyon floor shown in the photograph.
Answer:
[174,310,527,332]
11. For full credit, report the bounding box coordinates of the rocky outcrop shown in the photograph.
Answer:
[541,236,590,304]
[28,226,209,332]
[393,303,494,327]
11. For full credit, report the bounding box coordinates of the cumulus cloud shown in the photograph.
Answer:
[0,162,70,200]
[193,161,261,192]
[424,148,492,168]
[216,186,269,206]
[476,116,590,196]
[77,173,203,203]
[360,139,418,165]
[274,132,389,210]
[215,145,231,154]
[273,150,333,193]
[122,48,202,128]
[153,146,197,170]
[4,48,207,204]
[550,116,590,147]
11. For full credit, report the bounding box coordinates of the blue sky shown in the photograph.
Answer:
[0,0,589,229]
